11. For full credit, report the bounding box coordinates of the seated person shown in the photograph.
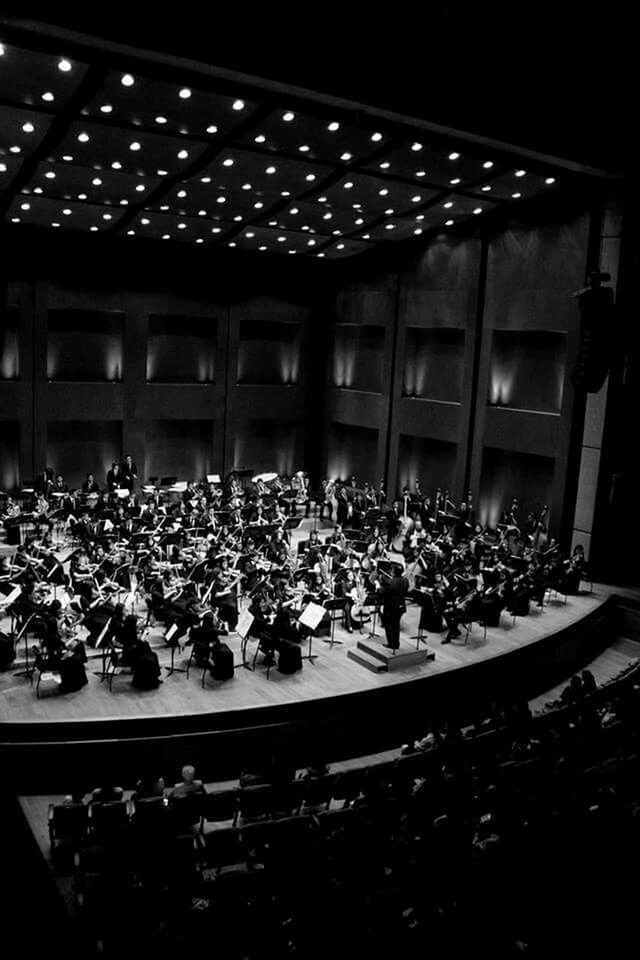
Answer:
[131,641,162,690]
[169,764,206,797]
[58,637,88,693]
[91,783,124,804]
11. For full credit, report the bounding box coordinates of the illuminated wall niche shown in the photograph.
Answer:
[233,420,303,475]
[0,422,20,490]
[47,309,124,381]
[237,317,300,385]
[145,420,213,483]
[488,330,567,412]
[403,328,465,402]
[146,314,216,383]
[397,435,457,498]
[478,447,555,529]
[47,421,123,490]
[327,423,378,483]
[0,305,20,380]
[332,324,385,393]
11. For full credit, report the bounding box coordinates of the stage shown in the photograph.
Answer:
[1,578,630,792]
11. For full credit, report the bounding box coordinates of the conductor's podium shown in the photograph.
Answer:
[348,636,435,673]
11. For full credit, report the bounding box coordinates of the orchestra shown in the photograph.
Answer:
[0,460,590,691]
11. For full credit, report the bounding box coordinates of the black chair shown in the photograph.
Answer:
[90,800,130,841]
[168,792,205,834]
[299,774,335,813]
[131,795,170,834]
[48,802,90,848]
[236,784,275,823]
[201,788,239,829]
[331,768,365,807]
[200,827,245,873]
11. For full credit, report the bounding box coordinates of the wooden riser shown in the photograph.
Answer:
[347,649,387,673]
[356,636,433,671]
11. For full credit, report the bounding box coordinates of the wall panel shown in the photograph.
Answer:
[47,420,123,489]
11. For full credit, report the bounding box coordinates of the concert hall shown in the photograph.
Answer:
[0,7,636,958]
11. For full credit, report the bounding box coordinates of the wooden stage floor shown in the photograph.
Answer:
[0,587,609,727]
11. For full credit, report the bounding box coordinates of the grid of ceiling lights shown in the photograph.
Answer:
[0,41,560,258]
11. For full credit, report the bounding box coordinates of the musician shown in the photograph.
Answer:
[386,500,402,548]
[334,568,358,633]
[379,566,409,650]
[336,485,350,526]
[33,469,54,498]
[121,455,138,491]
[266,529,289,567]
[82,472,101,495]
[211,557,239,631]
[404,518,428,561]
[106,460,123,493]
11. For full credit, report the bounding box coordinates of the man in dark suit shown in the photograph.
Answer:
[121,454,138,491]
[380,567,409,650]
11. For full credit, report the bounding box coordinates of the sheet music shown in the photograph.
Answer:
[298,601,326,631]
[236,609,254,640]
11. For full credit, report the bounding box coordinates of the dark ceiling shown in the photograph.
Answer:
[0,8,625,260]
[8,2,630,172]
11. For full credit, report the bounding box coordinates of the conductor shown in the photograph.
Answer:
[380,566,409,650]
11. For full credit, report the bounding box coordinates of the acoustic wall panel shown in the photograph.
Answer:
[237,318,301,385]
[47,420,122,489]
[488,330,566,412]
[0,305,20,380]
[397,434,457,498]
[233,420,303,476]
[403,328,465,402]
[332,324,385,393]
[47,309,124,381]
[145,420,214,483]
[327,422,378,483]
[146,314,216,383]
[0,421,20,490]
[478,446,555,528]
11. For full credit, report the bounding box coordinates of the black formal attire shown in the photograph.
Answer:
[380,574,409,649]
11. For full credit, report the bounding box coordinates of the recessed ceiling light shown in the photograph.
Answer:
[179,87,192,99]
[242,183,252,190]
[411,142,423,152]
[259,245,267,251]
[281,190,291,196]
[216,196,226,203]
[162,234,170,240]
[178,223,187,229]
[473,207,482,214]
[232,99,245,111]
[385,223,395,230]
[51,222,60,227]
[318,196,327,202]
[327,121,340,132]
[177,189,187,198]
[336,243,345,249]
[91,177,102,185]
[129,141,141,151]
[450,177,461,185]
[515,169,526,177]
[371,132,383,142]
[411,195,422,202]
[121,73,135,86]
[62,155,73,161]
[414,228,423,235]
[379,162,390,170]
[112,161,122,170]
[228,241,237,247]
[135,184,145,192]
[254,201,264,209]
[20,202,30,211]
[362,235,370,240]
[45,171,56,179]
[301,225,310,231]
[155,116,167,124]
[0,44,5,56]
[198,209,207,216]
[307,239,316,246]
[265,166,277,174]
[355,218,364,225]
[141,218,150,225]
[120,199,128,205]
[10,217,20,223]
[177,149,189,159]
[62,208,72,215]
[160,205,169,211]
[481,185,492,192]
[57,58,72,72]
[22,122,35,133]
[378,188,389,196]
[353,203,362,209]
[200,176,211,183]
[222,157,234,166]
[299,144,310,152]
[233,215,243,222]
[416,214,424,221]
[483,161,494,169]
[449,152,460,160]
[343,182,354,189]
[282,111,295,121]
[77,132,90,142]
[41,91,55,102]
[246,231,255,238]
[103,213,112,220]
[33,187,43,194]
[254,134,266,143]
[305,174,316,181]
[322,212,333,220]
[100,104,113,114]
[195,238,204,244]
[91,226,99,232]
[512,192,522,198]
[416,170,426,177]
[277,236,286,243]
[212,227,221,233]
[443,201,453,209]
[340,152,352,161]
[545,177,556,184]
[9,146,21,154]
[289,207,299,214]
[384,208,394,216]
[206,125,218,134]
[317,252,325,258]
[445,219,454,226]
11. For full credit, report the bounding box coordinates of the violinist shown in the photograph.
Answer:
[442,570,478,643]
[266,529,289,568]
[211,556,239,631]
[334,568,359,633]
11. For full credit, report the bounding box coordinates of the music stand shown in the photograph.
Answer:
[363,593,382,639]
[323,597,347,648]
[297,601,324,663]
[164,622,186,676]
[236,609,255,669]
[13,612,38,681]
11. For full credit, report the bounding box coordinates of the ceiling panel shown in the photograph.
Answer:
[126,209,232,243]
[6,194,128,231]
[0,43,88,108]
[463,167,560,201]
[22,160,162,208]
[0,105,54,159]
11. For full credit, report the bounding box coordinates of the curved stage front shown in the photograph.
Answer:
[0,588,623,790]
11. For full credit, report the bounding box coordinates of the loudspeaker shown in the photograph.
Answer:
[571,274,615,393]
